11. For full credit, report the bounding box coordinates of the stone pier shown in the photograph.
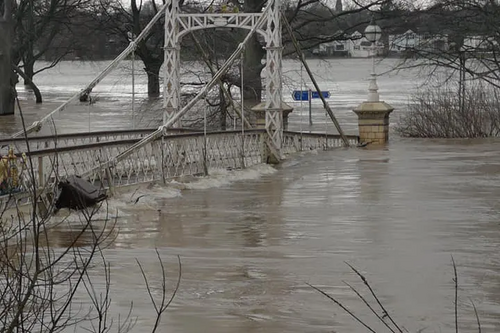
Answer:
[353,102,393,145]
[352,71,394,145]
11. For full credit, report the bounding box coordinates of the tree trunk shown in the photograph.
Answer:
[0,19,15,116]
[219,86,227,130]
[14,64,42,103]
[144,63,161,97]
[459,52,466,113]
[243,35,265,108]
[23,59,35,85]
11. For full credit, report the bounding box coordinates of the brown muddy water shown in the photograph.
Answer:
[1,59,499,332]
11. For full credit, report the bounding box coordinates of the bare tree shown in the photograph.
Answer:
[222,0,395,108]
[96,0,185,97]
[0,102,180,332]
[396,81,500,138]
[12,0,103,103]
[393,0,500,91]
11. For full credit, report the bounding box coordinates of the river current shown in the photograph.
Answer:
[0,58,499,332]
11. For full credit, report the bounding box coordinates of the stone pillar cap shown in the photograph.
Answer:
[353,101,394,113]
[251,102,294,112]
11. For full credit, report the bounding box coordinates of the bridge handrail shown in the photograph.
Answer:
[0,128,199,146]
[283,131,359,141]
[19,129,266,157]
[15,130,358,158]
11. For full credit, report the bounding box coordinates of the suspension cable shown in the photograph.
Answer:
[299,60,303,149]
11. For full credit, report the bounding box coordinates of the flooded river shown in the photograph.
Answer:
[1,59,500,332]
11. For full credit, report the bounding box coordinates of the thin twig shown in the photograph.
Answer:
[470,298,481,333]
[137,252,181,333]
[343,280,396,333]
[306,282,377,333]
[452,255,459,333]
[345,262,403,333]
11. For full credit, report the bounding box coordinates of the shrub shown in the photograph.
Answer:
[396,82,500,138]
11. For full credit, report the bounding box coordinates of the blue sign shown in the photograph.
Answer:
[292,90,330,101]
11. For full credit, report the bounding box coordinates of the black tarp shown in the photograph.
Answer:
[55,176,107,211]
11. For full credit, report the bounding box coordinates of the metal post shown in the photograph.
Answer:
[372,42,376,75]
[132,37,135,129]
[203,101,208,176]
[308,89,312,126]
[38,156,44,188]
[264,0,284,162]
[367,42,379,102]
[240,50,245,169]
[163,0,180,126]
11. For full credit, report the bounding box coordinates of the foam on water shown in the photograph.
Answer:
[173,163,277,190]
[38,163,278,225]
[114,184,183,210]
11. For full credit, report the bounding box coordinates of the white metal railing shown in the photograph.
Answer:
[0,130,358,207]
[0,128,198,152]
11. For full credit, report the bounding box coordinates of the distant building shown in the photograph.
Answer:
[310,30,452,59]
[388,30,448,55]
[347,31,376,58]
[311,31,384,58]
[388,29,420,53]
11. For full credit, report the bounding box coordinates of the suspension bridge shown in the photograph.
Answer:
[0,0,368,211]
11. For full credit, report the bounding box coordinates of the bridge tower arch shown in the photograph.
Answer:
[163,0,284,155]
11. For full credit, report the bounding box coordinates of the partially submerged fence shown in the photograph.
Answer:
[0,129,358,207]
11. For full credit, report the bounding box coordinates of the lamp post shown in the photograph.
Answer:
[352,16,393,146]
[364,16,382,102]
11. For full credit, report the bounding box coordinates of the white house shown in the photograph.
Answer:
[346,31,370,57]
[346,31,384,58]
[388,29,420,53]
[388,30,449,54]
[311,33,350,56]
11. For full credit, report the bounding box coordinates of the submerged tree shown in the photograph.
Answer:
[12,0,104,103]
[96,0,184,97]
[0,0,109,110]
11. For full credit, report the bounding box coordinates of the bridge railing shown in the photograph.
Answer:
[283,131,359,154]
[1,130,358,205]
[0,128,198,152]
[17,130,265,190]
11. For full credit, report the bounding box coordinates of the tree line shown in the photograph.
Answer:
[1,0,500,118]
